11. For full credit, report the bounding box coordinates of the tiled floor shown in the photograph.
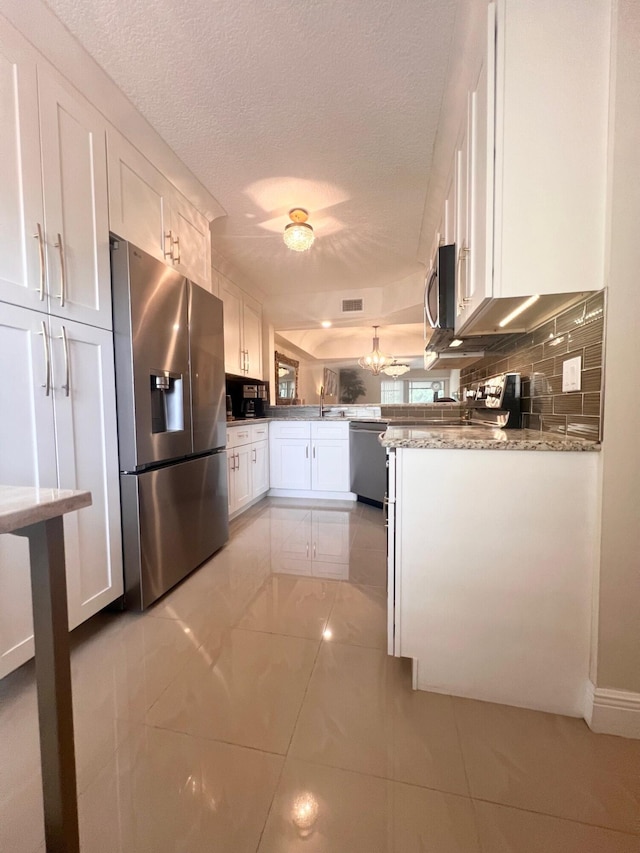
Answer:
[2,497,640,852]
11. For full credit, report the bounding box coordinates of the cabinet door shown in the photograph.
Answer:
[220,277,243,375]
[311,439,350,493]
[251,440,269,498]
[443,167,456,246]
[227,451,236,514]
[243,296,263,380]
[462,2,495,327]
[106,128,172,264]
[171,191,211,290]
[0,22,45,313]
[232,445,252,512]
[454,118,470,330]
[269,438,311,490]
[50,318,123,629]
[38,69,112,329]
[0,304,58,678]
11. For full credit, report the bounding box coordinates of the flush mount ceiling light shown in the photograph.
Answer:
[358,326,391,375]
[283,208,315,252]
[382,358,410,379]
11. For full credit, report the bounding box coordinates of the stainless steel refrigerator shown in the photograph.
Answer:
[111,238,229,609]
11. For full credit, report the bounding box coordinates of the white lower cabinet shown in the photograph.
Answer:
[0,303,123,677]
[389,446,599,717]
[269,420,352,496]
[227,423,270,517]
[251,440,270,497]
[271,509,350,579]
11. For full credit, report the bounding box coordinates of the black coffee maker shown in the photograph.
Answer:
[241,385,258,418]
[241,384,267,418]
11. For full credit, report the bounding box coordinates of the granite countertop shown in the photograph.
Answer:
[380,425,601,451]
[0,485,92,534]
[227,418,272,426]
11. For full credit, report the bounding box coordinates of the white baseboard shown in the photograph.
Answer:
[584,681,640,739]
[268,489,357,501]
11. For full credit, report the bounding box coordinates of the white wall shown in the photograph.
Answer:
[596,0,640,694]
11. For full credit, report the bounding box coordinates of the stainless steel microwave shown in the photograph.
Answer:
[424,243,456,330]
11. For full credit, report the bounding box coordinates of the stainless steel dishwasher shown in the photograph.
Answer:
[349,420,389,506]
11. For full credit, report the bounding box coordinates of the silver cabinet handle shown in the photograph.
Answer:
[54,233,66,307]
[306,542,309,558]
[34,223,45,301]
[38,320,51,396]
[59,326,70,396]
[164,230,172,260]
[305,444,309,459]
[172,234,181,264]
[312,445,316,459]
[313,542,316,558]
[236,451,240,470]
[232,453,236,471]
[252,448,257,463]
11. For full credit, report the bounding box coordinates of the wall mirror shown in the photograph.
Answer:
[275,352,299,404]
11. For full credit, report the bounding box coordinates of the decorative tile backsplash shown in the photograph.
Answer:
[459,291,605,441]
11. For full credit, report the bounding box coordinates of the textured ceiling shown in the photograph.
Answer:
[44,0,459,332]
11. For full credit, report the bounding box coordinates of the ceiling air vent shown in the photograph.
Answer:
[341,298,364,313]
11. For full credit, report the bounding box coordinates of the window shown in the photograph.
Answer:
[408,381,436,403]
[380,381,403,404]
[380,379,447,404]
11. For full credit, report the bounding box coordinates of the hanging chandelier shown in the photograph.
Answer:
[382,358,410,379]
[283,208,315,252]
[358,326,391,375]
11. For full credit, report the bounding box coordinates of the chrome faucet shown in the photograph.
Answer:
[319,384,325,417]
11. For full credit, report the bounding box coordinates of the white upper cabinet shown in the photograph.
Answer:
[454,0,610,335]
[169,190,211,289]
[220,276,263,379]
[0,24,44,314]
[38,68,111,329]
[0,21,111,329]
[454,113,471,326]
[242,295,263,380]
[107,129,212,289]
[107,130,172,262]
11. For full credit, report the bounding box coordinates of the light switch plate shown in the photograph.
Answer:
[562,356,582,392]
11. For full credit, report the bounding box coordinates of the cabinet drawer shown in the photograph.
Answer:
[269,420,311,439]
[311,421,349,440]
[226,425,253,448]
[251,422,269,442]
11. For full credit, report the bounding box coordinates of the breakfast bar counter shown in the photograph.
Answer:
[0,485,92,853]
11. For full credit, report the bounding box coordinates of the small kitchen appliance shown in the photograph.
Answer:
[241,383,267,418]
[241,385,258,418]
